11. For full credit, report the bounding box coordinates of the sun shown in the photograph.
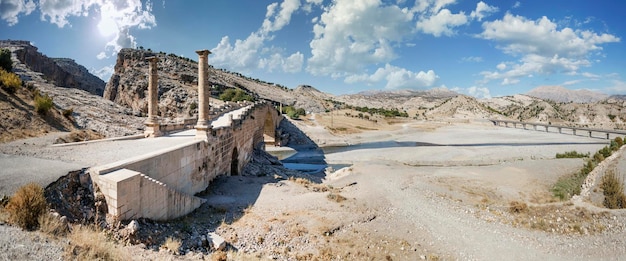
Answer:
[97,16,118,37]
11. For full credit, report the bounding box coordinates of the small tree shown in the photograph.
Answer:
[34,93,54,114]
[0,48,12,71]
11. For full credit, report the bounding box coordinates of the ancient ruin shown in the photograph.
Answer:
[91,50,282,220]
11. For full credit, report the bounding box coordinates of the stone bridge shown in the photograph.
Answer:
[90,50,283,221]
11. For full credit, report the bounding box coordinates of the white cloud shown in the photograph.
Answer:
[581,72,600,78]
[96,51,107,60]
[261,0,300,34]
[478,13,620,85]
[4,0,156,58]
[512,1,521,8]
[345,64,439,89]
[416,8,468,37]
[461,56,483,63]
[211,0,303,74]
[467,86,491,98]
[307,0,414,76]
[470,1,498,21]
[91,64,114,81]
[562,79,583,86]
[0,0,35,26]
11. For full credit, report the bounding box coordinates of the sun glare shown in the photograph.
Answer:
[98,16,118,37]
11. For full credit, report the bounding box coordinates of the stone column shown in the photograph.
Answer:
[144,56,161,137]
[195,50,212,138]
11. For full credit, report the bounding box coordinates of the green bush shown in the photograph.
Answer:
[219,88,254,102]
[615,137,624,148]
[34,93,54,114]
[0,48,12,72]
[601,170,626,209]
[555,151,589,159]
[4,183,47,230]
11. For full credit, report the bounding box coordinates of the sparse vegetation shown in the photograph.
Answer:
[34,92,54,114]
[552,136,625,200]
[0,48,12,71]
[509,201,528,213]
[38,212,68,237]
[327,193,347,203]
[555,150,589,159]
[161,237,182,254]
[0,68,21,94]
[219,88,255,102]
[601,169,626,209]
[65,225,128,260]
[62,108,73,118]
[4,183,47,230]
[282,105,306,119]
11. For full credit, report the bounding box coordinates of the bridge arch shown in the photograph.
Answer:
[231,147,239,176]
[263,110,276,145]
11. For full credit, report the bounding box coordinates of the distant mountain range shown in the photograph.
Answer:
[526,86,608,103]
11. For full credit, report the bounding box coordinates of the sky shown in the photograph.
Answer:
[1,0,625,98]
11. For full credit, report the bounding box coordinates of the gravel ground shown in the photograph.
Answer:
[0,224,65,261]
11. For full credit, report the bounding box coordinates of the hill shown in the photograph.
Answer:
[103,48,331,119]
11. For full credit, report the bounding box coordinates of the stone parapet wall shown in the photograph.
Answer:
[91,102,283,221]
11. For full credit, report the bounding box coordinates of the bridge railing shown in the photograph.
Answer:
[489,119,626,139]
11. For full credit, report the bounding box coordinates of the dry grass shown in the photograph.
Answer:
[211,250,228,261]
[65,225,128,260]
[508,201,528,214]
[327,192,347,203]
[5,183,47,230]
[38,212,68,237]
[289,177,329,192]
[508,204,611,235]
[55,129,105,144]
[161,237,182,254]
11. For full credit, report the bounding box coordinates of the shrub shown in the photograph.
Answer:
[62,108,73,118]
[0,68,21,94]
[509,201,528,213]
[555,151,589,159]
[5,183,47,230]
[34,93,54,114]
[0,48,11,71]
[601,170,626,209]
[552,171,585,200]
[615,137,624,148]
[161,237,181,254]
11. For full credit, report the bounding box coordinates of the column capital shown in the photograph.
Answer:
[145,56,159,62]
[195,50,211,56]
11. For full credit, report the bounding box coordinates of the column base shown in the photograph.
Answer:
[144,122,161,138]
[195,125,212,139]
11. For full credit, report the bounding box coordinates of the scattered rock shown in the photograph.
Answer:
[207,232,226,251]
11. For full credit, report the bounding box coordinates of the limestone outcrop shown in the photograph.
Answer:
[103,48,330,119]
[0,40,105,96]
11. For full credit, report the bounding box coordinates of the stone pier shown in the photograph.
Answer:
[195,50,212,139]
[144,57,161,137]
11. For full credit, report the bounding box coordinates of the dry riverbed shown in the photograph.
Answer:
[1,116,626,260]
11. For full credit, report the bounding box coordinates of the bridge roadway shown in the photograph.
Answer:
[0,105,254,197]
[490,119,626,139]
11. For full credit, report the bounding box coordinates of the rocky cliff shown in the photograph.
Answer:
[0,40,105,96]
[103,48,330,119]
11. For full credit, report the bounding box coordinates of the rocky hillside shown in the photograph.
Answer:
[526,86,608,103]
[1,41,144,138]
[104,48,330,119]
[0,40,105,96]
